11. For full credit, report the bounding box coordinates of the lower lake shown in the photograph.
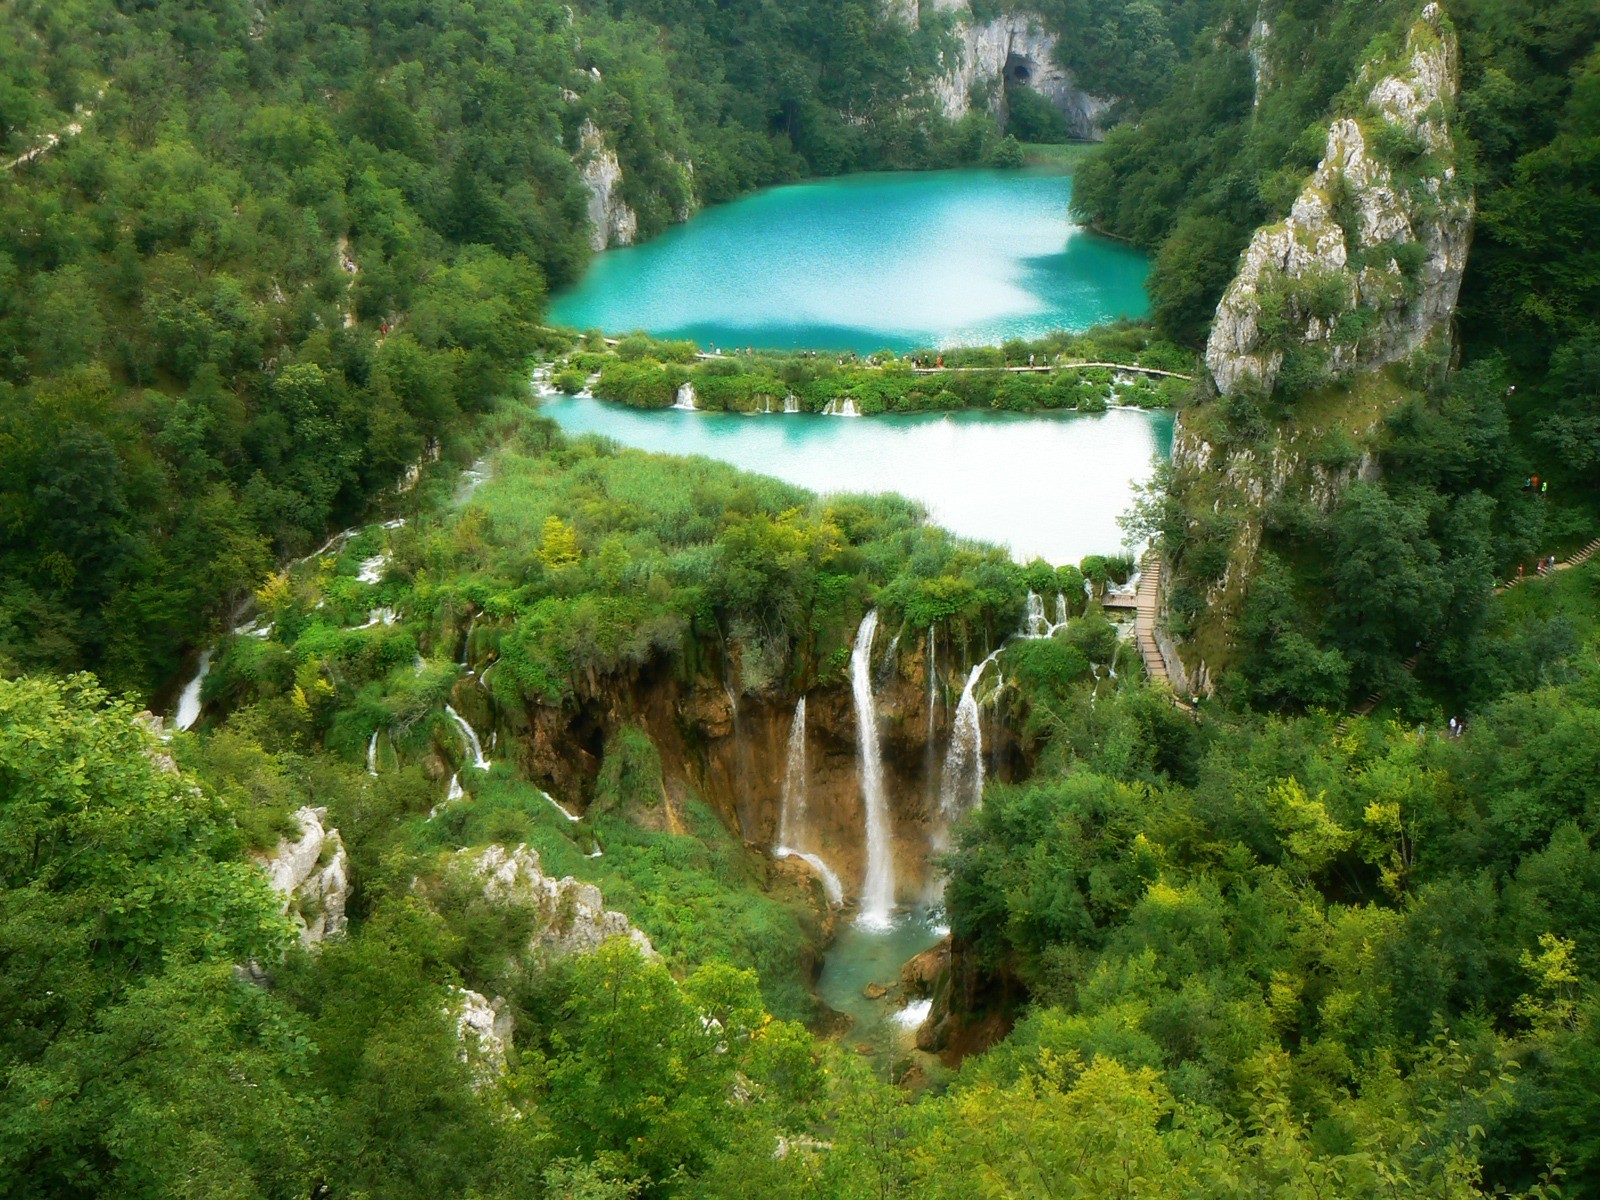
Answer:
[537,394,1173,565]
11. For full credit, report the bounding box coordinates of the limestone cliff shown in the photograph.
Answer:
[457,843,656,960]
[1162,6,1473,690]
[1205,5,1472,397]
[576,119,639,253]
[920,3,1111,141]
[257,805,350,946]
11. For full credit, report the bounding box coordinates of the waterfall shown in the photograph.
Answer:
[1056,593,1069,627]
[822,397,860,417]
[445,704,490,771]
[776,697,808,848]
[357,551,389,584]
[851,611,896,928]
[447,774,465,802]
[940,650,1001,820]
[173,649,213,731]
[673,381,697,410]
[783,394,800,413]
[1024,591,1047,637]
[367,730,380,776]
[459,615,476,673]
[542,788,582,822]
[773,697,845,906]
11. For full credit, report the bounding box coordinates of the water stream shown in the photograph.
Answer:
[851,611,896,929]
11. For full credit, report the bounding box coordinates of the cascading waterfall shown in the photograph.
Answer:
[673,381,697,410]
[939,651,1000,820]
[851,611,896,928]
[773,697,844,906]
[1024,591,1047,637]
[822,397,861,417]
[1056,593,1070,626]
[173,649,213,731]
[445,704,490,771]
[459,615,476,673]
[783,395,800,413]
[367,730,381,776]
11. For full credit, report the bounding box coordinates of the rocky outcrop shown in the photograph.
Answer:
[463,843,656,960]
[453,987,515,1084]
[1206,5,1471,397]
[577,119,639,253]
[927,5,1111,141]
[257,806,350,946]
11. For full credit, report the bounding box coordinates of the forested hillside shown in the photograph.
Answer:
[0,0,992,696]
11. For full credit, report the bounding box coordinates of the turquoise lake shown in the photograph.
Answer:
[549,168,1150,353]
[539,395,1174,565]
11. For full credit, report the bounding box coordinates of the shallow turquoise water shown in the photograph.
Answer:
[550,169,1149,353]
[539,394,1173,565]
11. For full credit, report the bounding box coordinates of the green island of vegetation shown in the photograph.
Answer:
[2,0,1598,1197]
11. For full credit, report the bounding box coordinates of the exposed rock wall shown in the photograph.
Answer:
[927,6,1111,141]
[257,805,350,946]
[461,843,656,960]
[453,987,515,1084]
[1205,5,1471,397]
[577,119,639,253]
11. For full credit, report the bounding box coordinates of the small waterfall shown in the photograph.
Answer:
[773,697,845,906]
[367,730,381,776]
[851,611,896,928]
[783,394,800,413]
[459,615,476,673]
[1056,593,1069,627]
[445,704,490,771]
[1024,591,1047,637]
[776,698,808,848]
[446,774,465,802]
[673,381,697,410]
[822,397,861,417]
[173,649,213,731]
[356,552,388,584]
[940,650,1001,820]
[541,788,581,822]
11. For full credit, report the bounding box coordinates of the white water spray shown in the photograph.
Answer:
[673,381,697,410]
[773,697,845,906]
[173,649,213,731]
[940,649,1002,820]
[445,704,490,771]
[851,611,896,928]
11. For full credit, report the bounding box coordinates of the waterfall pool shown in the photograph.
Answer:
[549,168,1149,353]
[815,910,946,1068]
[538,395,1171,565]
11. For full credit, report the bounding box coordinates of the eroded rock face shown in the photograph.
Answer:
[1205,5,1471,397]
[258,806,350,946]
[464,843,656,960]
[577,119,639,252]
[453,987,515,1084]
[928,6,1111,141]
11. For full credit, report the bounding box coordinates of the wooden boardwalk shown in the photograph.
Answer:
[1131,553,1196,715]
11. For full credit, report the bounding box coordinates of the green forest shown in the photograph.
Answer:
[3,0,1599,1197]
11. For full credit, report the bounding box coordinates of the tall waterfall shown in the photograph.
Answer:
[940,650,1001,820]
[1056,593,1070,626]
[774,698,844,905]
[367,730,381,776]
[1024,591,1047,637]
[851,611,895,928]
[445,704,491,771]
[173,649,213,731]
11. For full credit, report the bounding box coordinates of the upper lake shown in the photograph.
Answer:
[549,168,1150,353]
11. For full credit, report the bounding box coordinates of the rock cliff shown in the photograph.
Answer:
[257,805,350,946]
[1205,5,1471,397]
[460,843,656,960]
[577,119,639,253]
[921,4,1111,141]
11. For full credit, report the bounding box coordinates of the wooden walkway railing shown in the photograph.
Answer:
[1131,553,1197,716]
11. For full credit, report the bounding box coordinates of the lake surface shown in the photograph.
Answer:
[539,394,1173,565]
[550,169,1149,353]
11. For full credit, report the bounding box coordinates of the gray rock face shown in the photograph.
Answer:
[1205,5,1471,397]
[464,843,656,960]
[928,6,1111,141]
[257,806,350,946]
[452,987,514,1084]
[577,119,639,253]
